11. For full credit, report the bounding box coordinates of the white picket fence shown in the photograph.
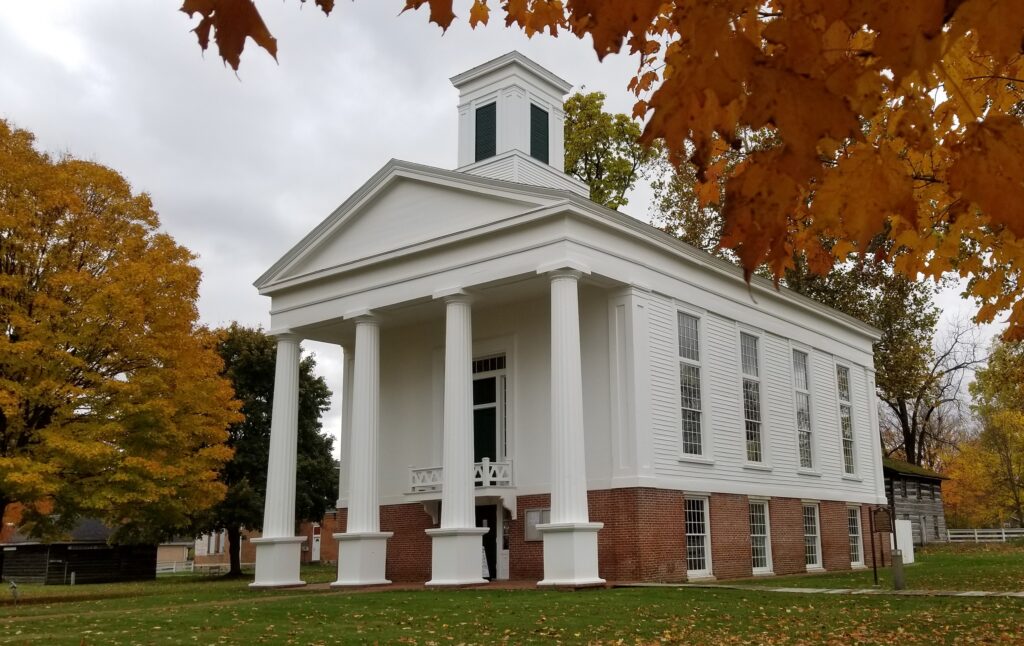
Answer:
[156,560,195,574]
[947,528,1024,543]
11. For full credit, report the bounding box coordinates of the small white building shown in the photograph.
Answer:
[250,52,889,588]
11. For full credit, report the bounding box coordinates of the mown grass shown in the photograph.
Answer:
[2,582,1023,645]
[741,541,1024,592]
[1,548,1022,645]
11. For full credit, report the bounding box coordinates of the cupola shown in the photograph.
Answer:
[450,52,588,196]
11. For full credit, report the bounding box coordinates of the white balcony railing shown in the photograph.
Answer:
[409,458,514,493]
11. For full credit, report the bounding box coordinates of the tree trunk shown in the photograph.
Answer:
[897,400,919,465]
[227,525,243,577]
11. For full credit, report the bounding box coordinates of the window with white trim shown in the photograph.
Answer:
[836,365,856,474]
[792,350,813,469]
[678,312,704,456]
[803,504,821,568]
[848,507,863,566]
[749,501,772,573]
[740,332,763,463]
[684,497,712,577]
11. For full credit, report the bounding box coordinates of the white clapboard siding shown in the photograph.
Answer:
[762,333,798,472]
[647,293,882,501]
[705,313,744,465]
[648,294,682,470]
[806,352,839,472]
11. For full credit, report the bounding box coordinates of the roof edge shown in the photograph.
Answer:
[883,457,948,480]
[450,51,572,94]
[255,160,883,343]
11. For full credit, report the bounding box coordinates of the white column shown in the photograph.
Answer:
[538,270,604,587]
[427,293,488,586]
[336,349,354,508]
[251,333,307,588]
[333,316,392,586]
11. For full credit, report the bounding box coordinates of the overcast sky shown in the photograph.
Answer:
[1,1,1005,449]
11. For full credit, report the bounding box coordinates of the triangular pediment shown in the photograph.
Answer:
[257,161,565,290]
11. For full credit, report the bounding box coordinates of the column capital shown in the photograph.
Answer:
[536,259,591,278]
[432,287,474,304]
[269,330,302,344]
[547,268,583,282]
[345,309,381,326]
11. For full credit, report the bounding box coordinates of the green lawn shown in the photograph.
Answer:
[740,542,1024,592]
[1,562,1022,645]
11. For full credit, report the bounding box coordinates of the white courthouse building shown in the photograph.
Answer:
[250,52,890,588]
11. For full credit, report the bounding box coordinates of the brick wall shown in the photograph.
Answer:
[820,500,853,572]
[633,488,688,582]
[709,493,753,580]
[333,489,890,583]
[508,493,546,581]
[382,504,436,582]
[768,497,807,575]
[507,489,688,582]
[331,504,436,582]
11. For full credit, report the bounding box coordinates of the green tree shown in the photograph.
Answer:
[650,129,776,259]
[197,324,337,576]
[563,92,660,210]
[785,260,978,468]
[0,119,239,542]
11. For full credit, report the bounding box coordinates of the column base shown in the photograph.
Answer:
[332,531,394,587]
[425,527,489,586]
[249,536,307,588]
[537,522,605,587]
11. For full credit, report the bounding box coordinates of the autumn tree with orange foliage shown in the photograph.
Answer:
[181,0,1024,339]
[0,120,241,543]
[951,339,1024,527]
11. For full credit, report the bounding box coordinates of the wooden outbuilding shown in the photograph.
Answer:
[883,457,949,545]
[0,519,156,585]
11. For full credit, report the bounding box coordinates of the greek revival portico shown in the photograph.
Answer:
[250,262,606,588]
[251,52,617,588]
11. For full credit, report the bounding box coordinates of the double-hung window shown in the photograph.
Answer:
[836,365,856,474]
[740,332,763,463]
[848,507,863,566]
[793,350,813,469]
[803,503,822,569]
[749,501,772,574]
[678,312,704,456]
[684,497,712,578]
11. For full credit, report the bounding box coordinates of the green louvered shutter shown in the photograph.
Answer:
[475,103,496,162]
[530,104,549,164]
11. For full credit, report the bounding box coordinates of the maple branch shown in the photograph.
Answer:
[965,75,1024,83]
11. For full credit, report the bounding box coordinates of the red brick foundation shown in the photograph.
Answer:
[767,497,806,575]
[335,488,889,583]
[709,493,754,580]
[821,500,854,573]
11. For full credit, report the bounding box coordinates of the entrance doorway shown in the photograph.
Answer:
[475,505,497,580]
[472,354,508,580]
